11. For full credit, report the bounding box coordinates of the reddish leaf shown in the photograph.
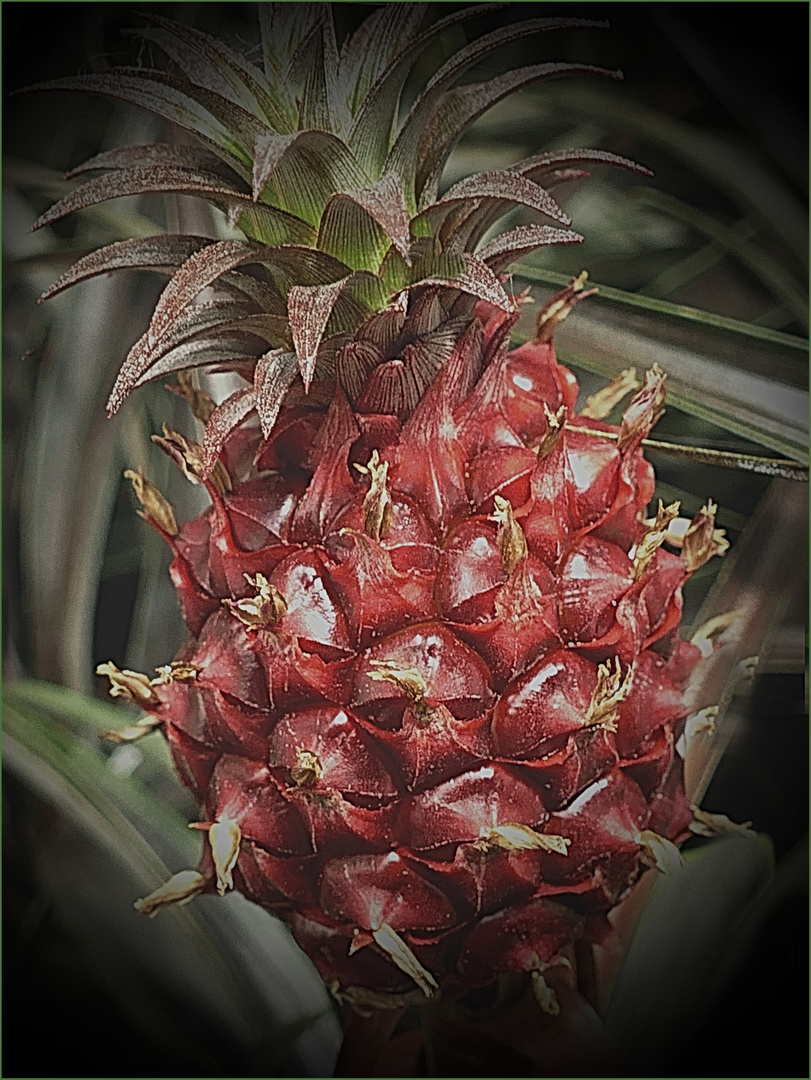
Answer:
[253,349,300,437]
[201,387,257,476]
[38,234,212,302]
[478,224,583,271]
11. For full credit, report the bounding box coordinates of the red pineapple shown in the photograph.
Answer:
[30,2,733,1033]
[101,278,725,1011]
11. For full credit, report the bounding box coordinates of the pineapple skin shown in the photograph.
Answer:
[136,291,701,1005]
[28,5,722,1007]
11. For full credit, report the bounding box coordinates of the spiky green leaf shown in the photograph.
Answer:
[251,130,364,224]
[417,63,622,206]
[131,12,291,134]
[317,171,412,270]
[387,17,609,206]
[348,3,506,179]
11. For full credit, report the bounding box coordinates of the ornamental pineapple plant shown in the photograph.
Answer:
[28,2,739,1034]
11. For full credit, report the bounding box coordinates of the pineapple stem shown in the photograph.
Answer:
[569,424,808,480]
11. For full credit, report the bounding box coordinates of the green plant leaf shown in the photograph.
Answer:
[513,270,809,463]
[603,835,776,1072]
[633,188,809,329]
[417,63,622,207]
[387,17,609,207]
[3,680,340,1075]
[348,3,505,180]
[130,12,290,135]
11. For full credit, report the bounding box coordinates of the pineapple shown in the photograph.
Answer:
[30,2,731,1032]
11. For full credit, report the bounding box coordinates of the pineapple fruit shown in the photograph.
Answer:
[30,4,730,1022]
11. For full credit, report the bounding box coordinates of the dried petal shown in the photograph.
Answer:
[134,870,208,917]
[371,923,438,997]
[681,500,729,572]
[636,829,684,874]
[632,499,681,580]
[489,494,528,573]
[689,806,755,839]
[208,816,242,895]
[580,368,640,420]
[124,467,178,536]
[618,364,667,451]
[96,661,158,709]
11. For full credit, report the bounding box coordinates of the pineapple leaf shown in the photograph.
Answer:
[133,339,259,389]
[129,12,291,134]
[288,274,388,387]
[478,224,584,271]
[65,142,234,181]
[512,147,654,182]
[348,2,506,180]
[254,349,301,437]
[259,3,322,84]
[455,149,655,251]
[38,235,213,302]
[421,170,571,231]
[202,387,258,475]
[412,252,515,312]
[296,13,347,135]
[31,164,316,248]
[20,69,264,172]
[108,240,268,413]
[417,63,622,207]
[252,130,364,225]
[339,4,429,117]
[317,171,412,271]
[387,17,609,208]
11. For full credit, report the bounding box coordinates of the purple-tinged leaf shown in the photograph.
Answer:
[349,3,506,180]
[21,69,264,172]
[202,387,258,477]
[513,147,653,183]
[107,240,267,413]
[145,241,268,348]
[478,224,583,271]
[421,170,570,228]
[411,253,515,312]
[288,277,352,389]
[134,297,259,357]
[132,338,261,388]
[65,142,232,180]
[387,17,609,205]
[416,64,621,207]
[219,270,287,314]
[457,149,653,252]
[318,171,412,270]
[130,12,291,133]
[260,246,352,293]
[288,271,390,387]
[254,349,300,437]
[38,234,212,302]
[31,165,316,247]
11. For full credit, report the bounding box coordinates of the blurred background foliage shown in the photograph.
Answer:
[3,3,808,1077]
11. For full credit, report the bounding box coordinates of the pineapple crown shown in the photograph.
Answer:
[28,3,650,467]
